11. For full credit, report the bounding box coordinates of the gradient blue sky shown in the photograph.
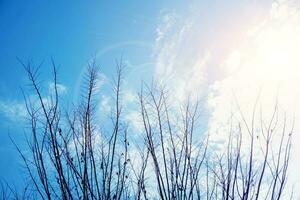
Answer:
[2,0,299,195]
[0,0,194,185]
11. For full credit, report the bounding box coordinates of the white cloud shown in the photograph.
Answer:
[206,0,300,196]
[48,82,67,94]
[94,73,107,92]
[123,89,137,105]
[99,95,112,115]
[0,100,27,121]
[153,12,211,103]
[0,82,68,122]
[153,0,300,197]
[125,111,144,133]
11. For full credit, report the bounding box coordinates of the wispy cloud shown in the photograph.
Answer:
[48,82,67,94]
[206,0,300,195]
[0,82,68,122]
[153,0,300,196]
[99,95,112,115]
[207,0,300,147]
[0,100,27,121]
[153,11,211,102]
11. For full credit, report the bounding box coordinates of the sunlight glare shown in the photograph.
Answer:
[254,25,300,82]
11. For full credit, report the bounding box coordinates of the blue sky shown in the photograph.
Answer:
[0,0,196,185]
[1,0,300,196]
[0,0,158,183]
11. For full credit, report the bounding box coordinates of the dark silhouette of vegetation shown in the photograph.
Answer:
[1,60,293,199]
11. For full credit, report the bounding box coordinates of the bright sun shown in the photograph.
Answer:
[214,1,300,127]
[208,1,300,196]
[255,24,300,82]
[224,3,300,86]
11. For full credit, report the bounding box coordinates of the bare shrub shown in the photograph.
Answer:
[4,59,293,200]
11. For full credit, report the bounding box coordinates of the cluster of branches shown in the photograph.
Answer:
[2,61,294,200]
[137,86,293,200]
[8,60,130,200]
